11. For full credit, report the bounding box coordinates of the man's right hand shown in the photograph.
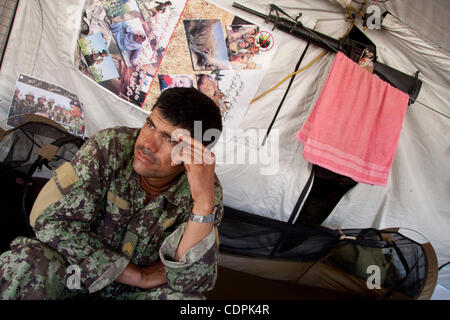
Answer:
[115,261,167,289]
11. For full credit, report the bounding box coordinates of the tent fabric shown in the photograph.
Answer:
[0,0,448,293]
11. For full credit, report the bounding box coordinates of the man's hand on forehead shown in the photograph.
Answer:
[171,133,216,214]
[170,133,215,167]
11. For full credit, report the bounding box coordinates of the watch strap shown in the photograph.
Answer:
[189,205,217,223]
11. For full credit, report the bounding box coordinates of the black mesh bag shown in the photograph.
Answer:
[0,114,85,251]
[219,207,438,300]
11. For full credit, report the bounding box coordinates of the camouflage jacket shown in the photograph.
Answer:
[32,127,224,294]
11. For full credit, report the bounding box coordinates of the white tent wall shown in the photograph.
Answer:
[0,0,448,294]
[384,0,450,52]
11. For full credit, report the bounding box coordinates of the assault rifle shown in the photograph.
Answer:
[233,3,422,103]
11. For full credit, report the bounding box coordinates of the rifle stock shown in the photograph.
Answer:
[232,2,421,103]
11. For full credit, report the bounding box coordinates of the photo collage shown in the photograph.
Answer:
[155,4,278,126]
[78,0,188,106]
[78,0,279,129]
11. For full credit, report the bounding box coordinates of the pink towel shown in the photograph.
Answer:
[297,52,409,186]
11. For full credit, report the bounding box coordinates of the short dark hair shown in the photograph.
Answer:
[153,87,222,148]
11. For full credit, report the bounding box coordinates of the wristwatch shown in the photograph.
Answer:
[189,205,218,223]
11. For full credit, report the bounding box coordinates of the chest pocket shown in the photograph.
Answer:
[97,191,131,247]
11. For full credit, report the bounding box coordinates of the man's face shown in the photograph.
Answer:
[134,33,145,43]
[133,107,185,179]
[198,77,217,98]
[71,105,82,118]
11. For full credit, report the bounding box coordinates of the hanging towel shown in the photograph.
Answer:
[297,51,409,186]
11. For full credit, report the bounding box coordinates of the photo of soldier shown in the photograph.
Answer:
[35,96,47,115]
[68,102,85,136]
[6,89,22,126]
[6,74,86,138]
[53,105,65,123]
[7,92,36,127]
[46,99,56,120]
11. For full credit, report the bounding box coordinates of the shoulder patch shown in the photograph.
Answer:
[29,177,62,227]
[55,162,79,190]
[121,231,138,259]
[107,191,130,210]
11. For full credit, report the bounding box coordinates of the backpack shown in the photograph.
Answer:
[0,114,85,252]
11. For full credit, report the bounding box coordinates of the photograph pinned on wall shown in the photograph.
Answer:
[225,25,259,55]
[196,69,265,129]
[158,74,194,91]
[124,64,156,104]
[110,17,150,68]
[184,19,232,71]
[195,73,229,117]
[136,0,176,21]
[78,0,187,108]
[143,0,187,62]
[103,0,142,23]
[78,33,120,82]
[6,74,86,138]
[225,24,262,70]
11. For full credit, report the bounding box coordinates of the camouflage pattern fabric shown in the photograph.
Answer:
[0,127,223,299]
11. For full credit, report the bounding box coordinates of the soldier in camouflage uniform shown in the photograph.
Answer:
[69,103,85,136]
[35,96,47,114]
[53,105,65,123]
[46,99,56,120]
[0,88,224,300]
[14,92,36,126]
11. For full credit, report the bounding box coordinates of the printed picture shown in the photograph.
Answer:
[123,64,155,103]
[110,18,149,68]
[184,19,231,71]
[103,0,142,23]
[143,0,187,62]
[226,24,259,55]
[225,24,261,70]
[78,33,120,82]
[158,74,194,91]
[196,73,229,117]
[7,74,86,138]
[195,69,266,128]
[136,0,174,20]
